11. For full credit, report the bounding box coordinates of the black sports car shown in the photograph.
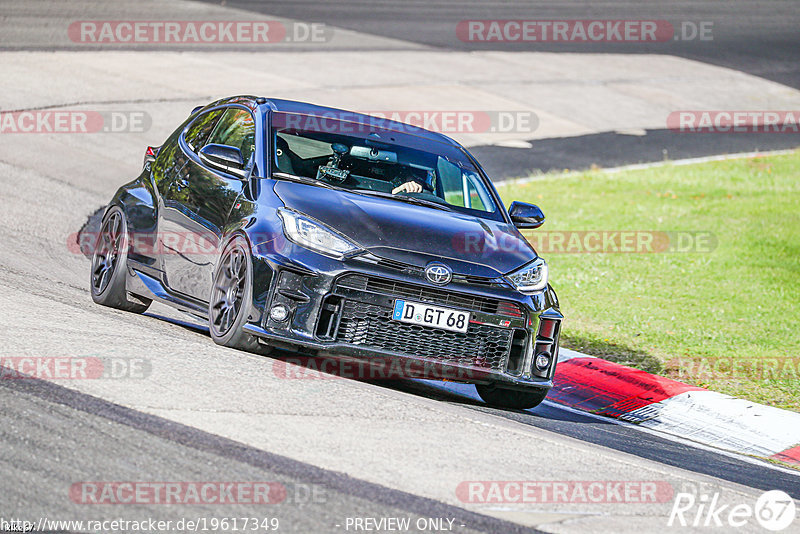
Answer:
[90,96,562,409]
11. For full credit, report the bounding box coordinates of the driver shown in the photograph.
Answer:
[391,168,433,195]
[392,181,423,194]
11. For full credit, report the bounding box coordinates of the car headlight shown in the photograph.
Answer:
[506,258,548,293]
[277,208,361,259]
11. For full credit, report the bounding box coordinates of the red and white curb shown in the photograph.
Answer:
[553,349,800,467]
[414,348,799,469]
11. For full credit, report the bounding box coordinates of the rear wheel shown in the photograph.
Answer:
[475,383,548,410]
[90,206,151,313]
[208,236,270,355]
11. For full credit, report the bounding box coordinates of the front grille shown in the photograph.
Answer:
[376,257,421,273]
[336,274,523,318]
[453,274,505,287]
[352,256,508,288]
[336,300,512,370]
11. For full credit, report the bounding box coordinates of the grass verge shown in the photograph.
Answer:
[497,151,800,411]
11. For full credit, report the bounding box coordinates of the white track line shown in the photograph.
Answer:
[541,400,800,477]
[625,391,800,457]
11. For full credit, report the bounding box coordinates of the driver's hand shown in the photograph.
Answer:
[392,181,423,194]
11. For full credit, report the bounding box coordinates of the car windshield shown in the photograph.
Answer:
[270,111,501,220]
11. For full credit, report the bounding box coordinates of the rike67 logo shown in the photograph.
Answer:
[669,490,796,531]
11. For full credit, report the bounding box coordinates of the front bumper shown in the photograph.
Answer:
[246,249,562,390]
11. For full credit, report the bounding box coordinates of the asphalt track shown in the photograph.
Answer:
[199,0,800,177]
[204,0,800,89]
[0,376,533,534]
[84,307,800,500]
[470,129,800,178]
[4,1,799,178]
[1,1,799,533]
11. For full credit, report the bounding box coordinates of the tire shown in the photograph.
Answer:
[90,206,151,313]
[208,236,270,355]
[475,383,549,410]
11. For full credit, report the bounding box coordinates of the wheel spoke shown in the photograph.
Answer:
[219,307,231,332]
[98,265,111,291]
[212,304,224,326]
[212,296,228,312]
[231,250,243,276]
[224,255,235,280]
[111,213,121,237]
[92,264,105,288]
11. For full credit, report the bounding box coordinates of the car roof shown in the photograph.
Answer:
[257,97,461,147]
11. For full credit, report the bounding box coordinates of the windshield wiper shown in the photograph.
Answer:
[354,189,453,212]
[272,172,338,190]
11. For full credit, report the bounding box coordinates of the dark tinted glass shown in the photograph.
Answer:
[184,109,224,152]
[207,108,256,163]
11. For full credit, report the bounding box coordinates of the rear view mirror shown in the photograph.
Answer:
[199,144,245,177]
[509,201,545,229]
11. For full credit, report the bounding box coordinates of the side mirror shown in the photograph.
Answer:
[199,144,245,177]
[509,201,545,229]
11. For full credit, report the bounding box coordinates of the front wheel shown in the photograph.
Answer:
[475,383,548,410]
[208,236,270,355]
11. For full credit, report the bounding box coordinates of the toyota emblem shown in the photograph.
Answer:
[425,263,453,285]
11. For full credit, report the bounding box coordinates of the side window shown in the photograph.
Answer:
[464,172,494,211]
[154,118,194,197]
[184,109,224,152]
[206,108,256,164]
[437,158,496,213]
[438,157,465,206]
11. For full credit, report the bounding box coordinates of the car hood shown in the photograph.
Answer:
[274,181,536,277]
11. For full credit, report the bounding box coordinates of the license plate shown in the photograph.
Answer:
[392,299,470,333]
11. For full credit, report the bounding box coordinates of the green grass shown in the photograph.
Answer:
[497,151,800,411]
